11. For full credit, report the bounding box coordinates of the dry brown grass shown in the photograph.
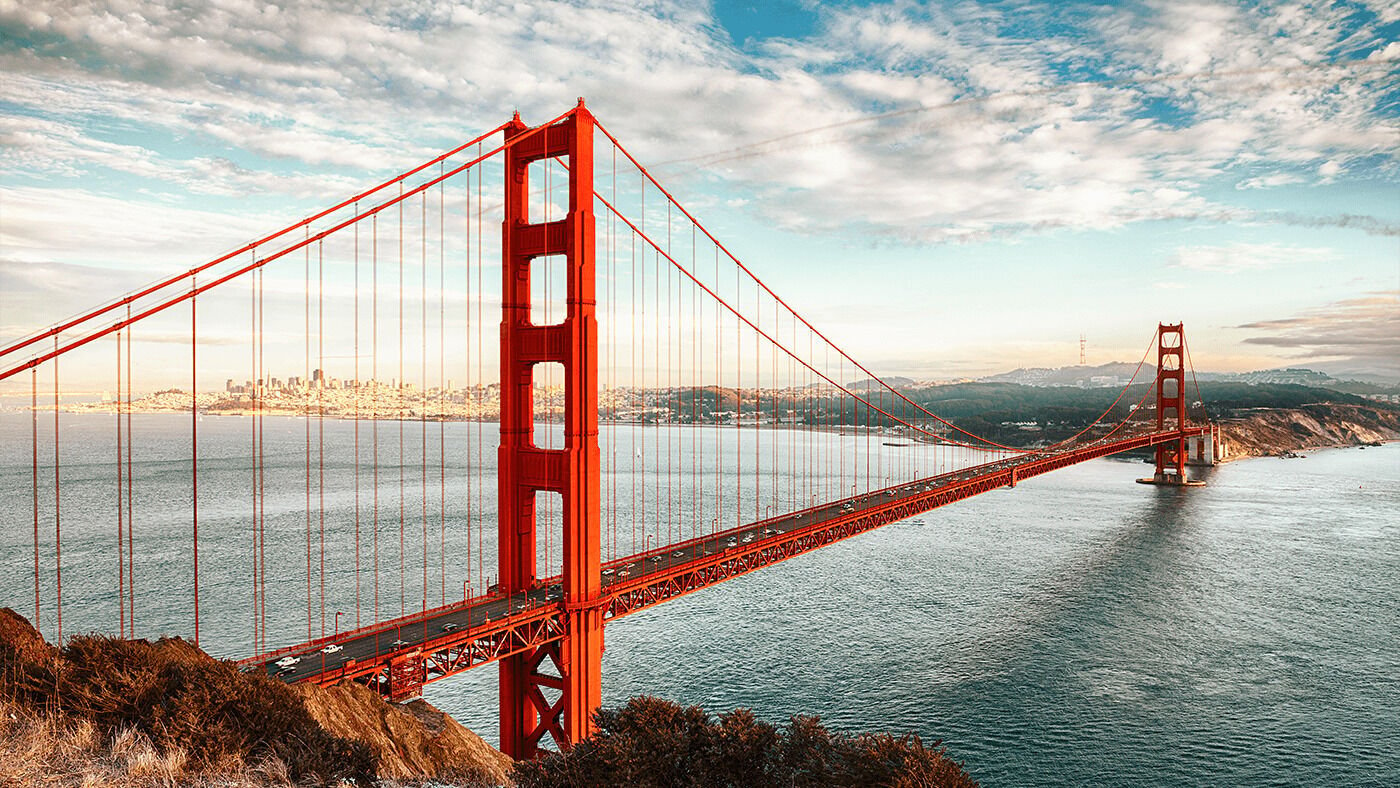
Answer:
[0,697,298,787]
[1,608,375,786]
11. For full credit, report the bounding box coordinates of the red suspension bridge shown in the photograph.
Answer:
[0,100,1217,759]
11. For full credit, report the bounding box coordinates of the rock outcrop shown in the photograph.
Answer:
[297,681,514,786]
[1219,402,1400,458]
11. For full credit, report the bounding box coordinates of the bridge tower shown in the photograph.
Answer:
[1149,323,1191,484]
[498,101,602,758]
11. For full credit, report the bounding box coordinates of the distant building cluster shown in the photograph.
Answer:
[225,369,427,395]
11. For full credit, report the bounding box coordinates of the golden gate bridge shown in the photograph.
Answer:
[0,99,1216,759]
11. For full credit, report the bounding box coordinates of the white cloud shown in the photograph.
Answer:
[0,0,1396,259]
[1235,173,1303,189]
[1170,241,1334,273]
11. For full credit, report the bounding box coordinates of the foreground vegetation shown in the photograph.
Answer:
[517,696,978,788]
[0,609,376,785]
[4,608,975,787]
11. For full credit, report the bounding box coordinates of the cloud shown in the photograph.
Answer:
[1236,291,1400,377]
[1235,173,1303,189]
[1,0,1395,248]
[0,187,285,267]
[1170,242,1334,273]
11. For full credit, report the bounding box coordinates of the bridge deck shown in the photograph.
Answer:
[242,427,1205,697]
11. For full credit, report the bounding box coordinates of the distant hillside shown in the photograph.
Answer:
[849,376,916,391]
[981,363,1400,392]
[980,362,1146,388]
[1196,367,1339,386]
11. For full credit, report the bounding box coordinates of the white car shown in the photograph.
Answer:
[391,639,409,648]
[275,656,300,668]
[320,644,343,654]
[672,551,685,557]
[602,568,615,576]
[441,622,460,632]
[741,534,754,544]
[649,556,662,563]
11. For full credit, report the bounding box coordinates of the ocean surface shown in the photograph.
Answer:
[2,411,1397,785]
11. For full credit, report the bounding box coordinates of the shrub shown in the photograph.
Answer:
[515,696,977,787]
[1,610,375,786]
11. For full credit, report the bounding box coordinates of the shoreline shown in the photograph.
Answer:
[13,401,1398,460]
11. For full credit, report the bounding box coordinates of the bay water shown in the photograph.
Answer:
[1,410,1395,784]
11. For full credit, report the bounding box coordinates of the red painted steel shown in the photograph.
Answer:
[12,100,1220,761]
[263,426,1205,707]
[1152,324,1189,482]
[497,101,602,759]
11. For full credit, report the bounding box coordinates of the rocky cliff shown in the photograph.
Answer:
[297,681,513,786]
[1218,402,1400,458]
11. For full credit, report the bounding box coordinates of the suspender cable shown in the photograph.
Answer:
[439,163,446,607]
[126,310,134,636]
[304,229,313,641]
[250,264,259,649]
[373,212,381,624]
[463,168,472,598]
[475,145,484,592]
[53,341,62,643]
[31,368,39,632]
[354,206,362,629]
[256,268,265,648]
[398,183,406,617]
[191,282,200,648]
[421,190,428,612]
[318,240,326,638]
[115,332,124,637]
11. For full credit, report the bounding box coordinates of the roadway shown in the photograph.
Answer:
[249,428,1186,684]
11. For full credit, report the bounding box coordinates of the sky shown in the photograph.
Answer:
[1,0,1398,388]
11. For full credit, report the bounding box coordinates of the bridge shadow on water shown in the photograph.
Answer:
[980,466,1218,661]
[916,467,1222,780]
